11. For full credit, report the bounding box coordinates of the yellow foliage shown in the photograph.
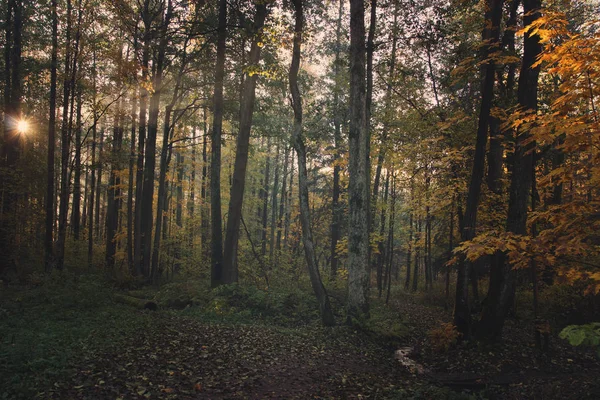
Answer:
[428,322,461,353]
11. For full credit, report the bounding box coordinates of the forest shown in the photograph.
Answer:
[1,0,600,398]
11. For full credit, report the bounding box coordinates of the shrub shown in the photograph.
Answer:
[428,322,460,352]
[559,323,600,356]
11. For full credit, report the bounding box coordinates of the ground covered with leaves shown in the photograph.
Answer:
[2,275,600,399]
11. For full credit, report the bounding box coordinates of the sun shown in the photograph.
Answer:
[16,119,29,134]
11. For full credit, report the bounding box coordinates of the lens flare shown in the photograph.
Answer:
[16,119,29,134]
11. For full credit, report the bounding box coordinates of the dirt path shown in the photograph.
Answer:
[44,314,406,399]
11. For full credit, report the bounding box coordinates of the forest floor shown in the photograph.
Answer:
[1,274,600,399]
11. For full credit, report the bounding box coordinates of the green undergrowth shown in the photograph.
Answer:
[0,273,154,399]
[0,273,413,398]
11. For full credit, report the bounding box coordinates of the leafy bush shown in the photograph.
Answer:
[428,322,461,352]
[559,323,600,356]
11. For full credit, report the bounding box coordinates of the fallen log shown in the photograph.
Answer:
[114,294,158,311]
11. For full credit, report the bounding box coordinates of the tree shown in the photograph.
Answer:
[454,0,504,338]
[44,0,58,271]
[347,0,370,322]
[477,0,543,341]
[289,0,335,327]
[222,1,270,284]
[210,0,227,287]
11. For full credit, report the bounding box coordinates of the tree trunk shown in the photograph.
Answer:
[260,138,271,256]
[269,143,280,259]
[405,210,413,290]
[1,0,22,275]
[134,16,149,276]
[454,0,504,337]
[106,95,124,270]
[140,0,173,278]
[88,52,98,268]
[210,0,227,287]
[127,86,137,273]
[365,0,376,267]
[478,0,542,341]
[176,151,184,229]
[377,170,389,297]
[222,3,269,284]
[412,218,421,292]
[289,0,335,327]
[200,112,208,251]
[55,0,73,270]
[347,0,370,322]
[276,146,289,253]
[45,0,58,272]
[150,105,174,283]
[371,1,398,247]
[72,86,83,240]
[330,0,344,280]
[188,127,197,247]
[385,170,396,304]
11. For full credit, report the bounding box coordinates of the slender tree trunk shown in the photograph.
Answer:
[95,128,104,241]
[276,146,289,253]
[260,139,271,256]
[284,151,294,250]
[412,218,421,292]
[87,51,98,268]
[141,0,173,278]
[106,95,124,270]
[347,0,370,322]
[330,0,344,280]
[365,0,376,267]
[176,151,184,228]
[55,0,74,270]
[134,19,149,276]
[269,144,280,259]
[372,2,398,232]
[127,87,137,273]
[289,0,335,326]
[377,170,389,297]
[445,196,455,310]
[188,127,197,247]
[478,0,542,340]
[200,110,209,251]
[425,172,432,290]
[45,0,58,271]
[0,0,22,274]
[385,170,396,304]
[210,0,226,287]
[222,3,269,284]
[405,210,412,290]
[72,86,83,240]
[454,0,504,337]
[151,105,174,283]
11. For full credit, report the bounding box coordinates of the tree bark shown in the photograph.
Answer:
[454,0,504,338]
[45,0,58,272]
[269,143,280,259]
[289,0,335,327]
[347,0,370,322]
[140,0,173,278]
[330,0,344,280]
[106,94,124,270]
[71,86,83,240]
[222,2,269,284]
[133,16,149,275]
[377,170,389,297]
[260,138,271,256]
[127,86,137,273]
[210,0,227,287]
[478,0,542,341]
